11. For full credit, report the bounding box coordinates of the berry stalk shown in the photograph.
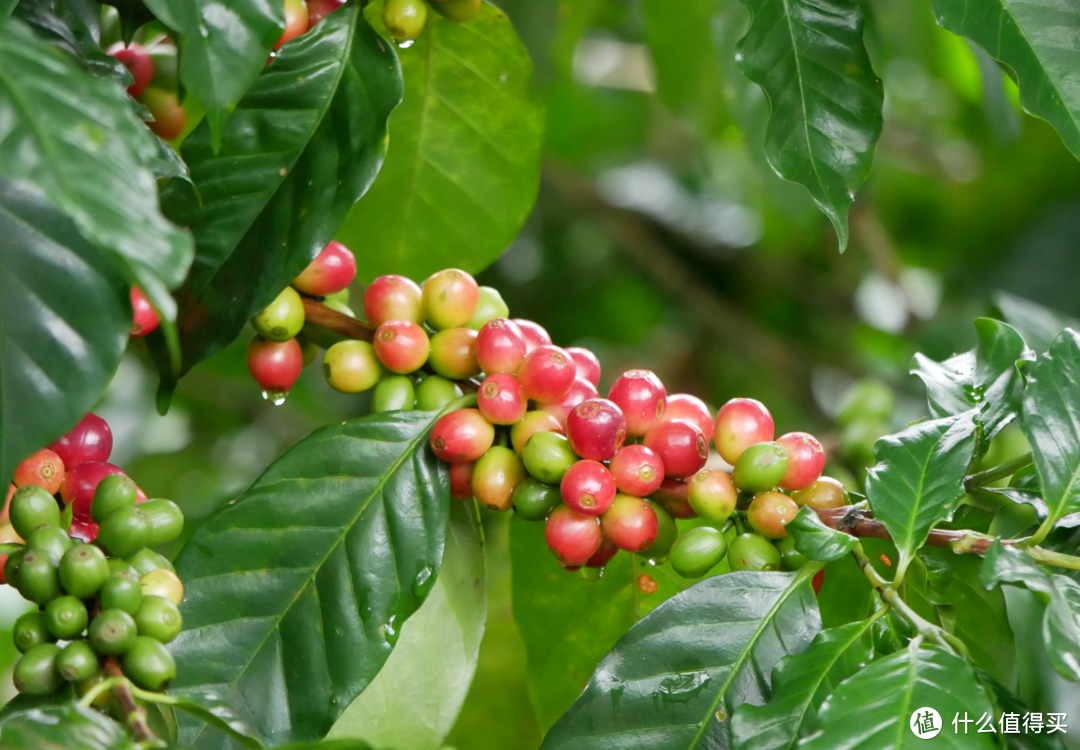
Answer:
[102,658,158,744]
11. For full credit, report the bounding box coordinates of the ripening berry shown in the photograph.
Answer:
[608,370,667,438]
[384,0,428,42]
[423,269,480,330]
[521,432,577,484]
[140,568,184,606]
[432,0,481,23]
[429,328,480,380]
[643,419,709,479]
[609,444,664,497]
[141,88,185,140]
[323,340,382,393]
[512,319,551,353]
[129,286,160,337]
[248,336,304,401]
[565,347,601,386]
[545,505,602,567]
[430,409,495,462]
[475,318,527,375]
[107,42,154,98]
[713,398,774,465]
[275,0,310,50]
[363,274,424,326]
[478,373,527,425]
[518,345,576,403]
[472,446,525,512]
[560,460,616,516]
[776,432,826,491]
[449,461,474,500]
[687,469,737,524]
[252,287,306,342]
[293,241,356,296]
[510,411,564,455]
[539,377,599,428]
[50,414,112,468]
[728,532,781,572]
[747,491,799,539]
[732,442,788,494]
[566,399,626,461]
[374,320,430,373]
[586,537,619,569]
[791,477,849,509]
[307,0,344,26]
[466,286,510,330]
[601,494,658,552]
[13,449,65,495]
[669,527,727,579]
[662,394,712,441]
[653,478,694,518]
[61,463,126,520]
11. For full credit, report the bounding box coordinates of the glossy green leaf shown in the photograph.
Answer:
[815,554,873,629]
[730,618,875,750]
[0,704,136,750]
[800,641,996,749]
[786,507,857,562]
[170,406,456,747]
[978,669,1068,750]
[13,0,127,86]
[993,292,1080,356]
[339,1,543,282]
[145,702,180,747]
[0,176,129,497]
[865,412,978,581]
[931,0,1080,161]
[540,570,821,749]
[169,690,265,749]
[734,0,883,250]
[277,742,379,750]
[157,5,401,382]
[143,0,284,149]
[329,500,486,749]
[1021,329,1080,529]
[0,688,76,723]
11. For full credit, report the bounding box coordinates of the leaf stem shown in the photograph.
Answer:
[964,452,1033,490]
[103,659,160,745]
[78,676,121,707]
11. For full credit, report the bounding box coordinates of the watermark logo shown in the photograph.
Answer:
[911,707,943,739]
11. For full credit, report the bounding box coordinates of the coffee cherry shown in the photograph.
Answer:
[521,432,578,484]
[429,328,481,380]
[122,636,177,691]
[662,394,713,442]
[141,88,185,140]
[372,374,417,413]
[25,526,70,565]
[57,641,99,682]
[49,413,112,467]
[90,609,138,655]
[14,643,63,695]
[653,478,694,518]
[44,596,88,639]
[607,445,663,498]
[75,671,110,707]
[466,286,510,330]
[276,0,310,50]
[374,320,430,374]
[308,0,345,26]
[637,500,677,562]
[519,345,576,403]
[545,505,602,567]
[776,432,826,491]
[59,544,110,599]
[423,269,480,329]
[415,375,463,411]
[252,287,306,342]
[733,442,789,493]
[475,318,527,375]
[791,476,849,509]
[0,522,19,583]
[714,398,774,465]
[449,461,474,500]
[323,340,382,393]
[63,463,128,520]
[560,460,617,516]
[107,42,154,98]
[670,527,728,579]
[384,0,428,41]
[97,507,151,558]
[812,569,825,594]
[108,558,140,578]
[430,409,495,462]
[643,419,709,479]
[511,478,562,520]
[293,241,356,295]
[564,398,626,462]
[247,336,304,400]
[126,548,175,577]
[13,612,53,654]
[4,548,25,588]
[512,319,551,353]
[775,536,810,570]
[478,373,527,425]
[134,595,183,643]
[728,532,782,571]
[687,469,737,524]
[140,568,184,606]
[585,536,619,569]
[138,499,184,547]
[608,370,667,438]
[17,549,61,604]
[68,518,99,544]
[101,574,144,615]
[10,485,61,538]
[473,447,525,512]
[14,448,65,495]
[601,494,658,552]
[91,474,138,523]
[510,411,563,455]
[365,275,425,328]
[565,347,601,386]
[747,491,798,539]
[129,285,161,337]
[432,0,481,22]
[539,378,599,428]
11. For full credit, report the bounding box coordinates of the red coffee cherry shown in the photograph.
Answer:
[776,432,826,491]
[585,536,619,569]
[566,399,626,461]
[293,241,357,296]
[129,286,160,338]
[518,346,576,403]
[747,491,799,539]
[812,569,825,594]
[662,394,712,441]
[423,269,480,330]
[653,478,695,518]
[601,494,659,552]
[510,411,564,455]
[643,419,709,479]
[363,275,424,327]
[50,414,112,468]
[246,336,303,402]
[539,378,599,428]
[511,319,551,354]
[560,460,616,516]
[374,320,429,374]
[475,318,527,375]
[565,347,601,386]
[13,450,65,496]
[609,444,664,497]
[275,0,310,49]
[713,398,774,465]
[62,462,126,520]
[545,505,602,567]
[428,328,480,380]
[107,42,154,98]
[478,373,527,426]
[687,469,737,523]
[608,370,667,438]
[449,461,474,500]
[307,0,344,26]
[68,517,99,543]
[430,409,494,462]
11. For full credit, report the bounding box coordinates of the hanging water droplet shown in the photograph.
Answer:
[383,615,399,645]
[412,565,434,598]
[261,389,289,406]
[397,39,415,49]
[580,566,603,582]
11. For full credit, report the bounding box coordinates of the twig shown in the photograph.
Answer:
[103,659,158,744]
[301,297,374,341]
[964,452,1033,490]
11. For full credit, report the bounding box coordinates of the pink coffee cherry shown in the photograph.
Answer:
[50,414,112,468]
[776,431,826,491]
[662,394,712,442]
[107,42,154,98]
[585,536,619,568]
[129,286,160,338]
[566,398,626,461]
[430,409,494,462]
[601,494,659,552]
[560,460,616,516]
[512,319,552,354]
[510,411,564,455]
[545,505,602,567]
[475,318,527,375]
[292,241,357,296]
[423,269,480,330]
[478,373,528,425]
[644,419,709,479]
[363,275,424,327]
[373,320,430,374]
[246,336,303,401]
[566,347,601,386]
[609,444,665,497]
[713,398,774,465]
[654,478,694,518]
[539,378,599,428]
[518,345,576,403]
[608,370,667,438]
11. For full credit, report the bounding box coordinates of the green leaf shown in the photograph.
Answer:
[815,554,873,629]
[158,5,401,381]
[993,292,1080,355]
[276,741,378,750]
[170,406,456,747]
[865,412,979,581]
[1021,329,1080,529]
[786,507,857,562]
[0,704,136,750]
[977,669,1068,750]
[0,687,76,723]
[13,0,128,85]
[931,0,1080,161]
[0,176,129,495]
[540,570,821,749]
[800,641,996,749]
[734,0,883,250]
[0,19,193,319]
[338,1,543,282]
[730,618,875,750]
[169,690,266,749]
[143,0,284,149]
[328,500,487,750]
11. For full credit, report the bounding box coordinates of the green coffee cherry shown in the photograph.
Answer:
[415,375,462,411]
[108,558,139,577]
[57,641,99,682]
[44,595,89,639]
[325,288,350,306]
[14,643,63,695]
[17,548,61,604]
[432,0,480,23]
[637,500,678,563]
[252,286,306,342]
[732,442,789,494]
[126,548,175,577]
[90,474,138,523]
[775,536,809,571]
[372,374,416,413]
[510,478,562,521]
[4,548,26,589]
[89,609,138,655]
[25,525,73,563]
[13,611,54,654]
[59,543,110,599]
[96,507,150,558]
[141,568,183,606]
[134,595,183,643]
[521,432,578,484]
[383,0,428,42]
[669,527,728,579]
[138,499,184,547]
[728,533,782,572]
[466,286,510,330]
[101,574,144,615]
[10,485,60,539]
[75,671,109,707]
[122,636,176,691]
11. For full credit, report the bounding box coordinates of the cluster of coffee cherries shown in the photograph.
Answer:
[382,0,480,43]
[0,414,185,698]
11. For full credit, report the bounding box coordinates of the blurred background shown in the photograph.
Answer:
[4,0,1080,745]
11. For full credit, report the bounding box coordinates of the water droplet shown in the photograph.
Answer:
[397,39,415,49]
[580,566,603,582]
[383,615,399,645]
[412,565,434,598]
[654,671,711,705]
[358,588,372,622]
[610,682,625,712]
[261,389,289,406]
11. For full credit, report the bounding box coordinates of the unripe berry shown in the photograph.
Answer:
[429,328,480,380]
[123,636,176,691]
[97,507,151,558]
[662,394,713,442]
[14,643,63,695]
[747,491,799,539]
[415,375,462,411]
[374,320,430,374]
[248,336,303,401]
[17,548,61,604]
[141,88,185,140]
[372,374,416,413]
[60,544,109,599]
[669,527,728,579]
[0,522,21,584]
[364,274,424,327]
[275,0,310,50]
[107,42,154,98]
[791,476,849,509]
[323,340,382,393]
[129,286,160,337]
[776,536,810,571]
[141,568,184,606]
[601,494,658,552]
[653,478,694,518]
[293,241,356,295]
[643,419,709,479]
[687,469,737,524]
[472,446,525,512]
[13,449,65,495]
[44,596,88,640]
[478,373,527,425]
[423,269,479,330]
[521,432,577,484]
[510,411,564,455]
[475,318,527,375]
[511,478,562,520]
[384,0,428,42]
[608,370,667,437]
[134,595,183,643]
[713,398,774,465]
[89,609,138,656]
[91,474,138,523]
[732,441,788,493]
[449,461,474,500]
[252,286,306,342]
[61,462,126,520]
[776,432,826,491]
[560,460,616,516]
[13,611,52,654]
[307,0,344,26]
[512,319,551,354]
[565,347,601,386]
[518,345,576,403]
[609,444,664,497]
[566,398,626,461]
[585,536,619,569]
[432,0,480,23]
[49,414,112,467]
[466,286,509,330]
[545,505,602,567]
[101,575,144,616]
[637,500,677,562]
[728,532,781,572]
[57,641,99,682]
[25,526,72,564]
[430,409,495,462]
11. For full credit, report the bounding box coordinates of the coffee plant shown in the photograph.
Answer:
[2,0,1080,748]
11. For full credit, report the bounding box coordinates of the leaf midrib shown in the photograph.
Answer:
[778,0,827,199]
